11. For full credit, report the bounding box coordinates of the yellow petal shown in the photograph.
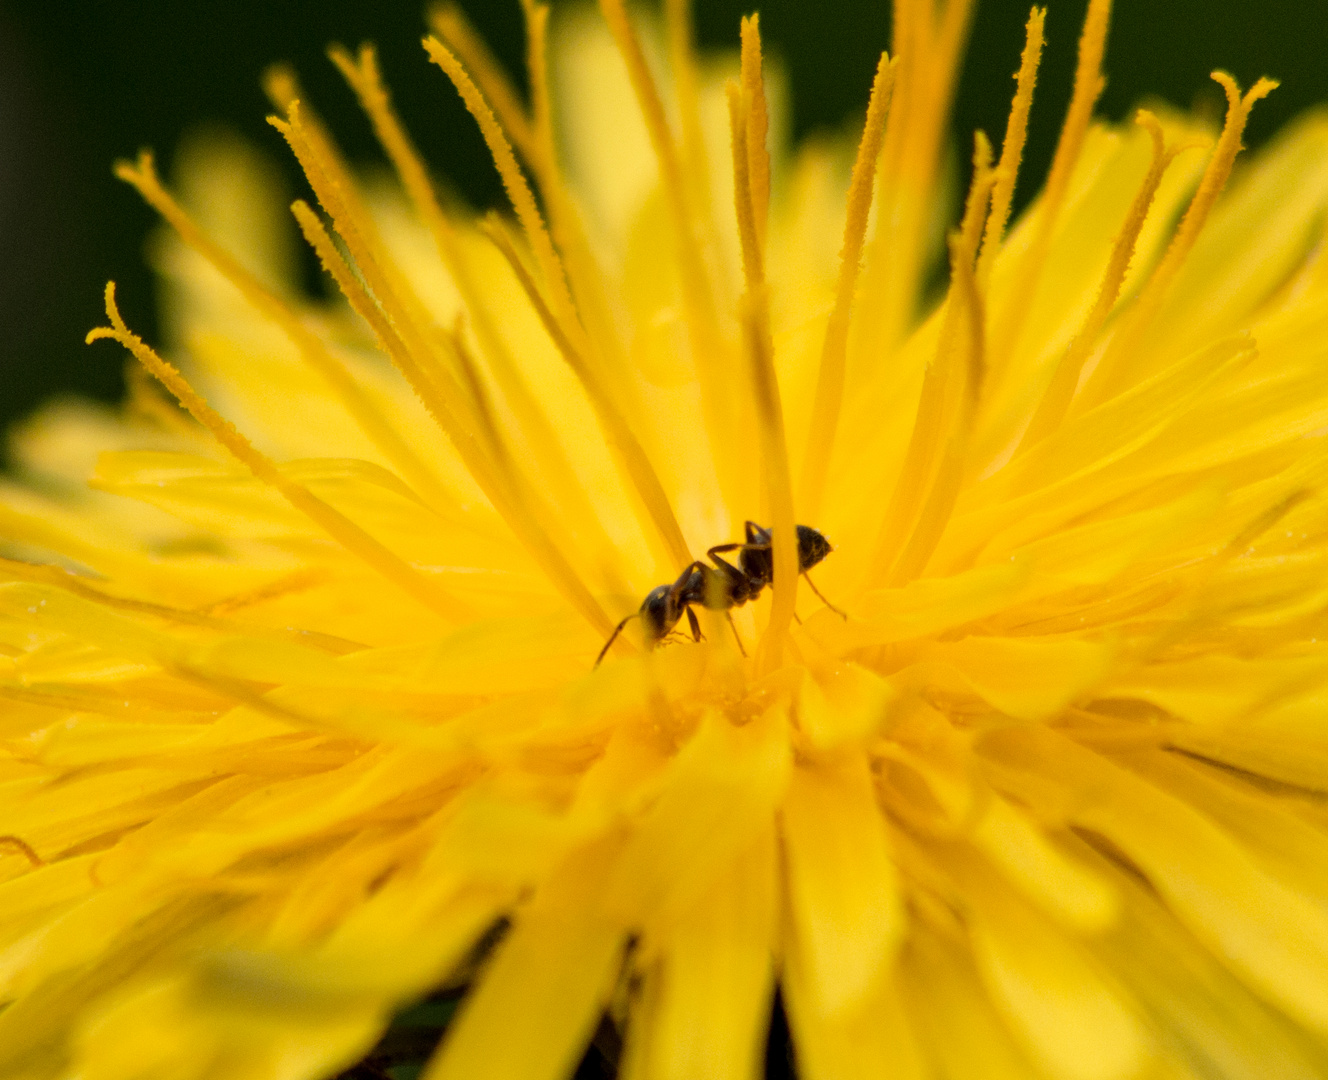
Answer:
[781,751,903,1017]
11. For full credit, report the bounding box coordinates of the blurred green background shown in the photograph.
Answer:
[0,0,1321,432]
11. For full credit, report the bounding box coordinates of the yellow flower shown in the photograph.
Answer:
[4,0,1328,1077]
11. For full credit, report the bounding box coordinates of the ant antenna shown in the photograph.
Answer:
[725,611,748,656]
[595,613,638,668]
[802,572,847,619]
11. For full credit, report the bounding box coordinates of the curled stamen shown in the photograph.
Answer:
[114,150,454,517]
[1017,110,1196,448]
[1076,72,1278,406]
[290,202,615,637]
[87,283,475,623]
[326,44,630,598]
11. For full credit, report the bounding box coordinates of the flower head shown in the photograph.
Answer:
[4,1,1328,1078]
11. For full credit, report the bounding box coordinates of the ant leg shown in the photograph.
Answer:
[726,611,748,656]
[792,609,803,625]
[706,541,743,564]
[685,605,704,643]
[744,521,770,544]
[705,544,746,583]
[595,613,637,668]
[803,571,847,619]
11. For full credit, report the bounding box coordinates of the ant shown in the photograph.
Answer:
[594,522,845,667]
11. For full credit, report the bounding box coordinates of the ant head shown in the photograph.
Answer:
[796,525,833,571]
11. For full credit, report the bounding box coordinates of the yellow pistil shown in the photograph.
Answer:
[288,199,615,638]
[739,15,772,250]
[423,38,580,348]
[324,45,630,598]
[728,25,797,671]
[427,3,539,169]
[976,6,1045,290]
[991,0,1110,369]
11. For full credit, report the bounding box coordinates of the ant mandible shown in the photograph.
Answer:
[594,522,845,667]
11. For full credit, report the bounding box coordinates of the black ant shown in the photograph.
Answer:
[594,522,845,667]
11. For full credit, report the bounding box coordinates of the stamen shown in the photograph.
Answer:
[292,207,617,640]
[427,4,539,169]
[599,0,747,510]
[728,82,765,290]
[597,0,709,309]
[124,350,202,437]
[436,0,631,401]
[87,284,475,623]
[956,132,997,274]
[289,200,478,463]
[859,0,977,355]
[202,568,332,617]
[1076,73,1277,406]
[867,135,995,586]
[1136,489,1309,663]
[424,36,582,348]
[799,52,896,518]
[740,15,772,249]
[744,291,799,674]
[270,105,452,392]
[519,1,554,169]
[444,315,513,476]
[1039,0,1111,236]
[663,0,713,221]
[482,216,695,572]
[1017,110,1187,448]
[328,45,625,589]
[1148,72,1279,307]
[729,79,797,671]
[114,151,454,517]
[888,231,987,585]
[265,68,445,352]
[990,0,1111,366]
[976,7,1046,289]
[1,557,363,654]
[511,1,640,419]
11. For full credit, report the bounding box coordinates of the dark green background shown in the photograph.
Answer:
[0,0,1321,432]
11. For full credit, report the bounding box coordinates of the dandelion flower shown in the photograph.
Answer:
[4,0,1328,1078]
